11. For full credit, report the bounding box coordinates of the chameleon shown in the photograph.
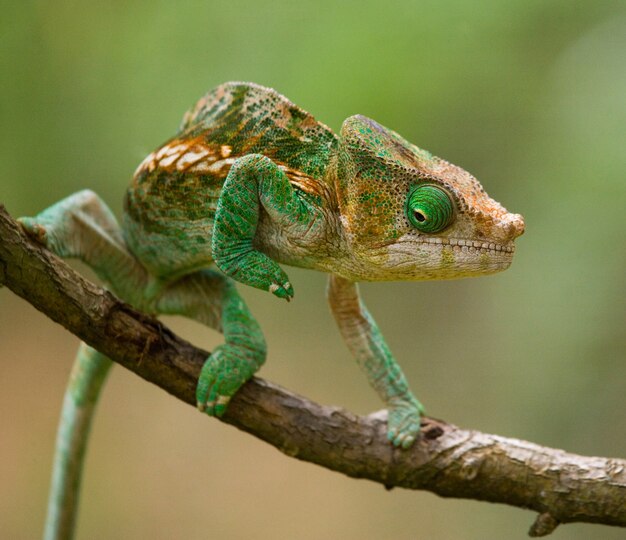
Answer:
[19,81,524,539]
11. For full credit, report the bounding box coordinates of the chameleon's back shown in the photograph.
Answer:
[123,82,337,280]
[179,82,337,173]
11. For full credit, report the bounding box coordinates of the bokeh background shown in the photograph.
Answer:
[1,1,624,539]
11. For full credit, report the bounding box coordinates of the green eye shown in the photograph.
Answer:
[406,184,454,233]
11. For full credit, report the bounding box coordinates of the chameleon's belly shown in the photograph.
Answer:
[123,169,222,280]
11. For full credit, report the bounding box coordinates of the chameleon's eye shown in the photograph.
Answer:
[406,184,454,233]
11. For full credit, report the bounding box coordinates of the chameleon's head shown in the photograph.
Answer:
[334,115,525,281]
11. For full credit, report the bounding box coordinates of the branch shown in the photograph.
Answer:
[1,203,624,537]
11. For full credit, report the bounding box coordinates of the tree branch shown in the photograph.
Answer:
[1,203,624,537]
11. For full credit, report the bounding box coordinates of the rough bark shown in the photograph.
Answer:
[0,203,624,537]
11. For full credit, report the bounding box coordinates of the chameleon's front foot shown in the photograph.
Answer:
[214,248,294,301]
[387,396,425,449]
[196,344,263,417]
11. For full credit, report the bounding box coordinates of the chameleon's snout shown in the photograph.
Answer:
[507,213,525,240]
[489,211,525,245]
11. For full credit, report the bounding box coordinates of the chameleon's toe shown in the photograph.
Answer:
[402,434,416,449]
[395,432,416,449]
[269,280,294,301]
[196,344,259,418]
[197,352,222,415]
[265,263,293,300]
[196,368,212,413]
[212,395,232,417]
[205,373,234,418]
[387,397,424,449]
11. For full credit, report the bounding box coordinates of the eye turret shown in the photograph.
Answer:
[406,184,454,233]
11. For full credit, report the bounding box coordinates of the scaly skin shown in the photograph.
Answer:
[19,82,524,539]
[43,344,111,540]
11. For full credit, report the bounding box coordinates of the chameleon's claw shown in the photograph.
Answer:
[393,432,416,449]
[205,398,231,417]
[213,395,231,417]
[282,281,294,301]
[402,435,416,449]
[196,369,212,413]
[269,281,294,301]
[206,380,232,416]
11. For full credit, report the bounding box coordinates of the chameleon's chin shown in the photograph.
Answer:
[348,238,516,281]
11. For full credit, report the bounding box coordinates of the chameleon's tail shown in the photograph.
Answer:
[44,342,112,540]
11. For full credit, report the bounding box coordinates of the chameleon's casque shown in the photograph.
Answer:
[19,82,523,539]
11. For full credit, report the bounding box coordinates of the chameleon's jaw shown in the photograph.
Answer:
[418,238,515,279]
[337,235,517,282]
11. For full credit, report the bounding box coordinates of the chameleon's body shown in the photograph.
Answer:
[20,82,524,539]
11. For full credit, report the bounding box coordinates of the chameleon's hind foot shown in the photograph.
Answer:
[18,190,112,259]
[18,216,49,245]
[18,215,70,258]
[387,397,424,449]
[19,191,149,305]
[196,343,263,417]
[18,214,75,258]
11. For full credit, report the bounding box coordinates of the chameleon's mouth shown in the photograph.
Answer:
[416,236,515,254]
[371,236,515,254]
[351,234,518,282]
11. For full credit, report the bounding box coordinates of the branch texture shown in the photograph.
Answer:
[1,204,624,537]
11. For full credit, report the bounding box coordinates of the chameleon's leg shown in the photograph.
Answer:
[327,274,424,449]
[212,153,318,301]
[19,191,150,538]
[18,189,148,302]
[45,343,112,540]
[156,269,266,417]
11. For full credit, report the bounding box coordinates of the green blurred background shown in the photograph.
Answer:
[1,1,624,538]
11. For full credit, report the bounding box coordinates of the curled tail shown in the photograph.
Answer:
[45,343,112,540]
